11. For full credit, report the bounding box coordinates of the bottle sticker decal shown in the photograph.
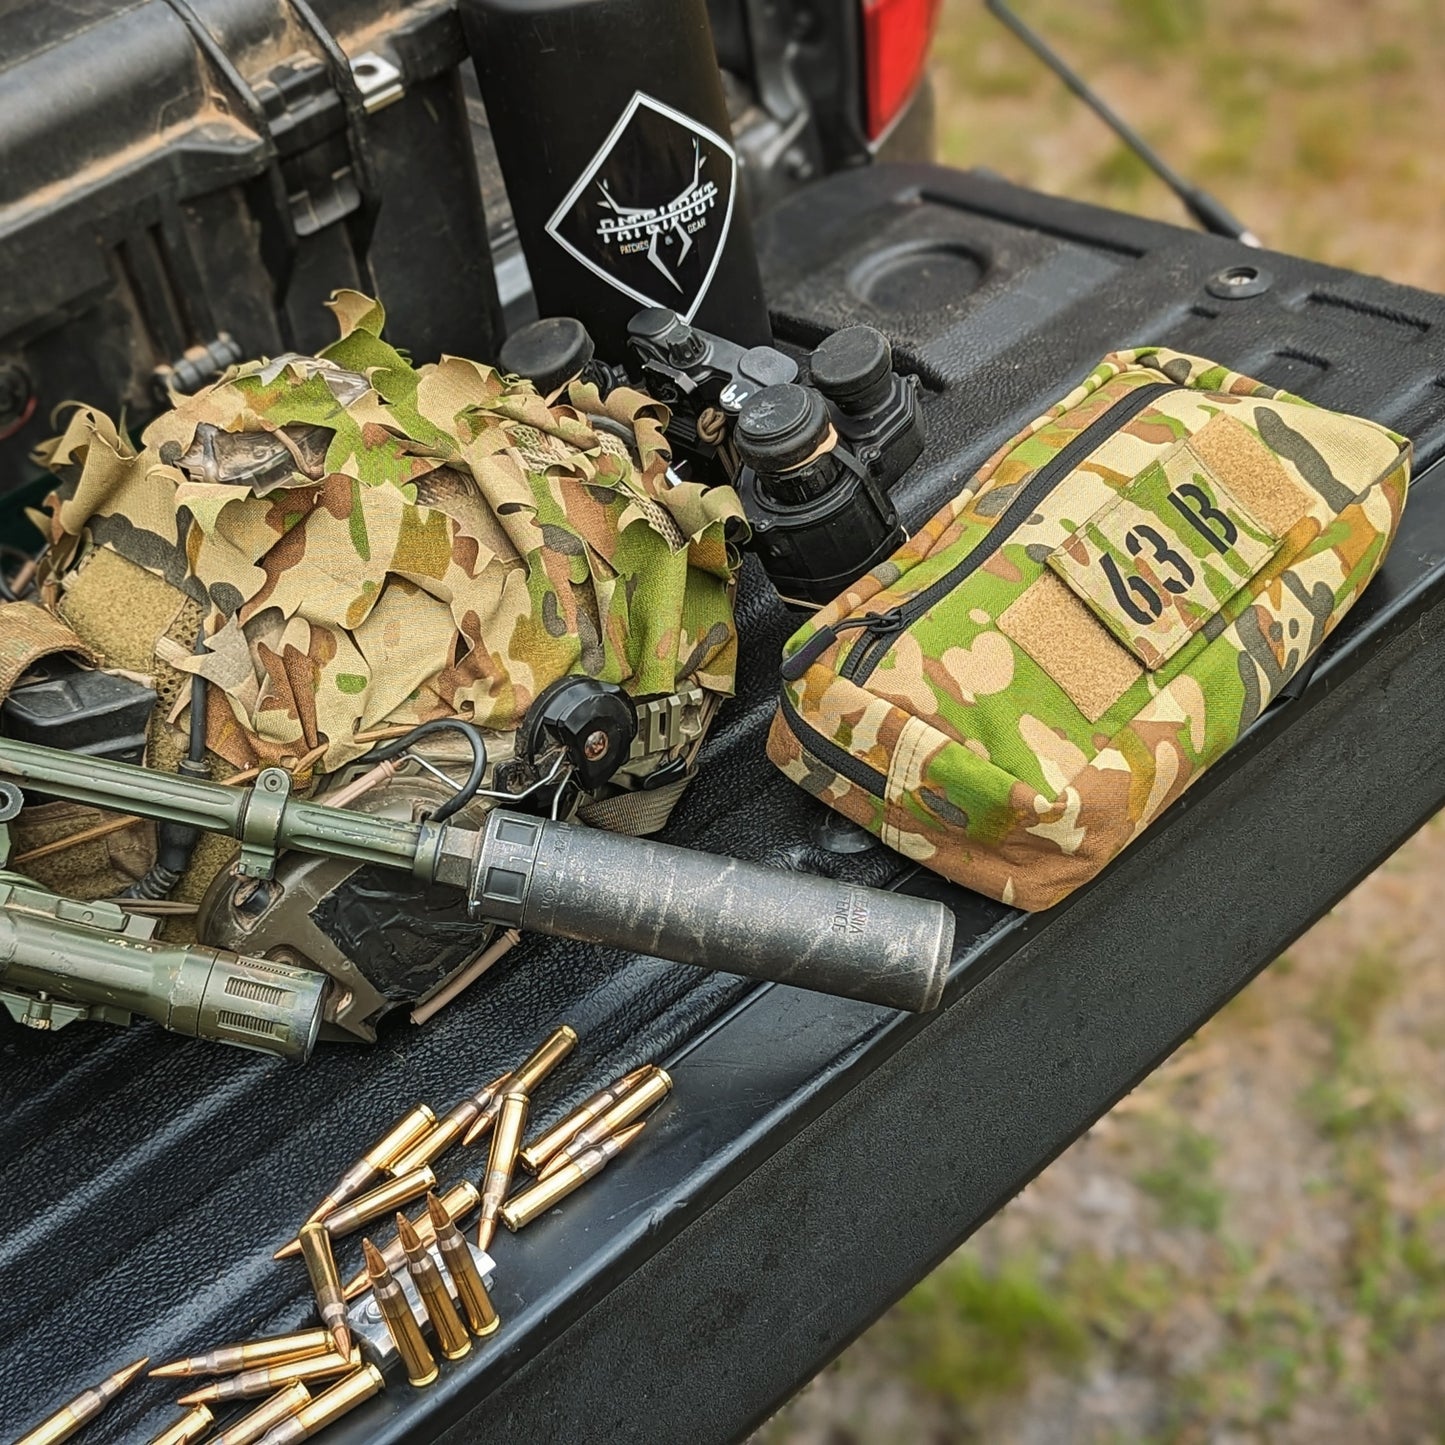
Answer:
[545,91,738,320]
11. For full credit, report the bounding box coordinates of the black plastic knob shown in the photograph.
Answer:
[627,307,706,365]
[499,317,597,393]
[518,676,637,791]
[628,307,676,343]
[809,325,894,414]
[735,384,832,473]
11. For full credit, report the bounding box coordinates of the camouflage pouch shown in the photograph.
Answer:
[768,347,1410,911]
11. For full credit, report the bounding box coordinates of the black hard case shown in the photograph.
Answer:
[0,0,503,494]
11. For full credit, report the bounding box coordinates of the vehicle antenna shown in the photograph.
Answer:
[986,0,1260,245]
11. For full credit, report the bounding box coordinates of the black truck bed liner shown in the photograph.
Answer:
[4,165,1445,1441]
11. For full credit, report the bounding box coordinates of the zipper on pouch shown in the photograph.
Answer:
[778,691,887,796]
[778,610,907,683]
[834,379,1176,686]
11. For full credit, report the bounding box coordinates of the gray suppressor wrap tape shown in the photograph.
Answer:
[474,811,954,1012]
[0,738,954,1014]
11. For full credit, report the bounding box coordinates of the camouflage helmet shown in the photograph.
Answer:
[12,295,746,1009]
[33,290,745,786]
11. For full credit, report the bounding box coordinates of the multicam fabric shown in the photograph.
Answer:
[0,601,95,702]
[33,292,744,774]
[768,347,1410,912]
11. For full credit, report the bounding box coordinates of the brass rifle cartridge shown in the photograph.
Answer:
[461,1026,576,1146]
[539,1068,671,1179]
[302,1103,436,1226]
[502,1122,647,1231]
[391,1063,521,1172]
[176,1348,360,1406]
[143,1404,213,1445]
[210,1381,312,1445]
[298,1221,351,1359]
[363,1237,438,1387]
[388,1098,480,1175]
[513,1024,578,1093]
[253,1364,384,1445]
[477,1087,529,1251]
[449,1069,513,1148]
[518,1066,653,1174]
[341,1180,480,1299]
[151,1329,332,1379]
[274,1167,437,1259]
[459,1083,507,1147]
[427,1191,500,1337]
[15,1358,148,1445]
[397,1212,472,1361]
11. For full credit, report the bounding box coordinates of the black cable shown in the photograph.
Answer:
[123,622,211,900]
[187,625,208,765]
[353,719,489,823]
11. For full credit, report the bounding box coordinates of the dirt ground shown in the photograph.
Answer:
[758,2,1445,1441]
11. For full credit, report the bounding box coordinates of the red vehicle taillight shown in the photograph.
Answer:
[861,0,942,141]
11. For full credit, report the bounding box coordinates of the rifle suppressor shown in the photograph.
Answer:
[0,739,955,1012]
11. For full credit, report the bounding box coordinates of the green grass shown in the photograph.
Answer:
[1114,0,1205,51]
[1288,949,1445,1369]
[1301,952,1406,1137]
[1366,41,1411,75]
[889,1252,1088,1404]
[1088,142,1154,195]
[1293,103,1360,184]
[900,1243,1338,1439]
[1055,1250,1175,1344]
[1133,1118,1225,1232]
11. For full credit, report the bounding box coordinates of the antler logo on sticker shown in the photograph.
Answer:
[546,92,738,320]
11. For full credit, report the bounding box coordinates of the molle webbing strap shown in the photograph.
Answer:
[576,774,692,837]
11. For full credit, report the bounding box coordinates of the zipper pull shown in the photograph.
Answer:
[779,609,904,682]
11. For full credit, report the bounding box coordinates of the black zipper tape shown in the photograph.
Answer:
[777,691,887,796]
[838,379,1176,685]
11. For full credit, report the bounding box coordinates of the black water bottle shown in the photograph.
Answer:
[460,0,772,362]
